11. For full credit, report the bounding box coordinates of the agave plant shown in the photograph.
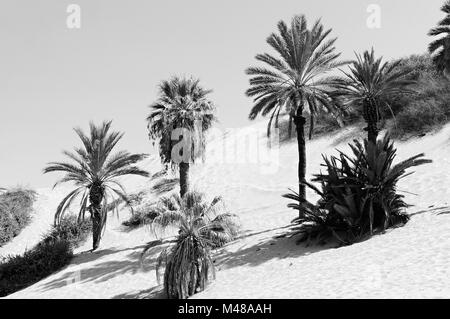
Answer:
[429,0,450,74]
[283,136,431,244]
[333,49,414,143]
[141,191,240,299]
[246,14,345,203]
[44,121,149,251]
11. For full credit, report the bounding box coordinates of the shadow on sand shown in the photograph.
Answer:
[37,224,341,298]
[409,205,450,217]
[38,242,168,293]
[112,286,166,299]
[211,225,337,270]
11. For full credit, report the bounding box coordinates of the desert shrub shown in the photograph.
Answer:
[122,179,179,229]
[141,191,240,299]
[0,215,91,297]
[384,54,450,136]
[379,54,438,117]
[0,188,36,246]
[395,98,448,135]
[283,136,431,245]
[0,240,72,297]
[392,76,450,136]
[122,203,160,228]
[41,215,92,249]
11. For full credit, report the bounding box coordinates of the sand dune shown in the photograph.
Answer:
[3,121,450,298]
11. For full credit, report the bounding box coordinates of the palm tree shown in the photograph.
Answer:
[44,121,149,251]
[147,77,216,198]
[429,0,450,74]
[246,14,345,202]
[141,191,239,299]
[333,49,414,143]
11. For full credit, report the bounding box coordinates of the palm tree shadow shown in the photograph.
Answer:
[38,242,168,293]
[112,286,166,299]
[409,206,450,217]
[212,227,336,270]
[436,207,450,215]
[71,244,149,266]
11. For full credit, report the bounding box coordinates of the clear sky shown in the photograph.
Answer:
[0,0,444,188]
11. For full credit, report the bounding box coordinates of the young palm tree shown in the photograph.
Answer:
[141,191,239,299]
[333,49,414,143]
[44,121,149,251]
[428,0,450,74]
[147,77,216,198]
[246,14,345,202]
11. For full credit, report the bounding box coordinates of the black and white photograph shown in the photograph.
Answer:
[0,0,449,305]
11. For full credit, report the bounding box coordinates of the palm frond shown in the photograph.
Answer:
[246,14,345,136]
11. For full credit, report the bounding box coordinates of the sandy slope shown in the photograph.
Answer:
[3,121,450,299]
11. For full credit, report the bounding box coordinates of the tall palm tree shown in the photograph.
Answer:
[147,76,216,198]
[44,121,149,251]
[141,191,239,299]
[246,14,345,202]
[429,0,450,74]
[333,49,414,143]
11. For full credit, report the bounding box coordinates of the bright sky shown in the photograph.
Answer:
[0,0,444,188]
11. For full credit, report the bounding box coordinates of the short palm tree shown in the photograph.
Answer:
[147,77,216,198]
[246,14,345,202]
[141,191,239,299]
[428,0,450,74]
[44,121,149,251]
[333,49,414,143]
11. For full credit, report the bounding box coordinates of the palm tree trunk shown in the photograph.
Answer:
[363,98,379,144]
[89,184,104,251]
[179,162,189,198]
[293,113,307,204]
[91,207,102,251]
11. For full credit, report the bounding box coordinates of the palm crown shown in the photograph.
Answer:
[428,0,450,73]
[246,14,345,135]
[151,192,239,248]
[44,121,149,249]
[141,191,239,299]
[333,49,414,141]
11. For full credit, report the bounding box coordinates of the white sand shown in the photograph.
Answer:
[3,121,450,299]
